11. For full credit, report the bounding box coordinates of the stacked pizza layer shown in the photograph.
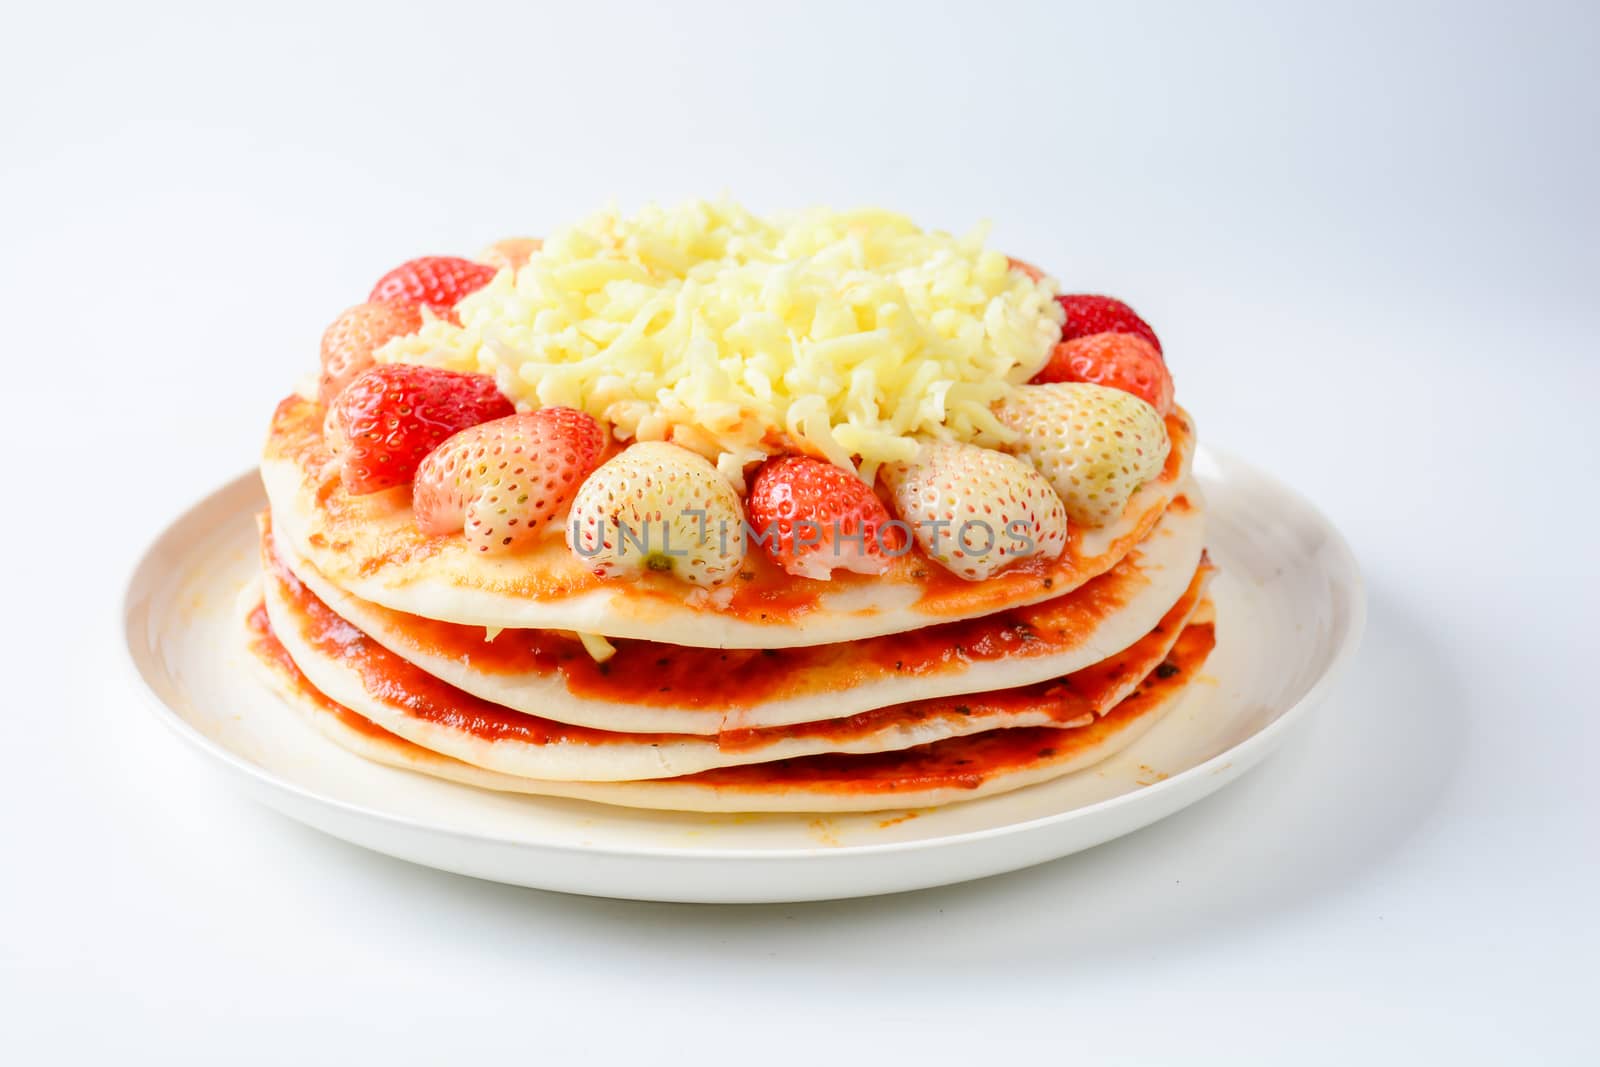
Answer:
[247,393,1214,813]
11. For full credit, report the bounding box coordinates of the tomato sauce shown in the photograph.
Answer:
[247,579,1216,796]
[245,599,394,742]
[250,596,1215,795]
[264,516,1172,713]
[682,620,1215,793]
[257,516,1212,758]
[714,562,1209,750]
[260,533,683,747]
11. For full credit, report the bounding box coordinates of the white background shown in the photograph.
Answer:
[3,1,1596,1062]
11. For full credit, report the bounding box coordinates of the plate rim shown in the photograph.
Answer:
[121,445,1366,863]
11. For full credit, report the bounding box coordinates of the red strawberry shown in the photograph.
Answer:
[1054,294,1162,354]
[318,302,424,405]
[1031,331,1175,415]
[328,365,515,495]
[368,256,497,312]
[414,409,607,553]
[747,456,900,580]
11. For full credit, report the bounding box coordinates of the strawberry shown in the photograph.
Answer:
[413,408,607,553]
[317,302,424,405]
[881,442,1067,581]
[477,237,542,271]
[747,455,899,580]
[328,364,515,495]
[566,442,746,587]
[368,256,498,312]
[1052,294,1162,354]
[995,382,1170,527]
[1033,331,1175,415]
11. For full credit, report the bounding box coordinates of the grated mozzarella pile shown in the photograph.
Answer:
[377,199,1063,485]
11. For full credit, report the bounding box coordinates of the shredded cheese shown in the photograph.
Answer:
[576,631,618,663]
[378,198,1063,485]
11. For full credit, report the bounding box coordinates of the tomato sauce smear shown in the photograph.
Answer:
[253,518,1213,772]
[262,516,1183,714]
[247,596,1215,795]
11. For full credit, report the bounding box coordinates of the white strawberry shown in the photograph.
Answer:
[881,442,1068,581]
[566,441,746,587]
[413,408,607,553]
[994,382,1170,527]
[317,301,423,406]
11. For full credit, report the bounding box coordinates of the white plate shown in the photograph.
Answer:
[122,447,1363,903]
